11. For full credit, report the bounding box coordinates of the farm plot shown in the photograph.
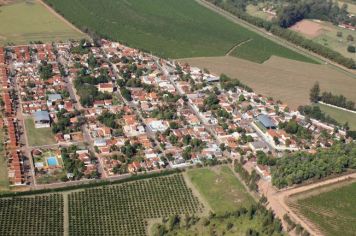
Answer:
[44,0,314,63]
[68,174,204,236]
[0,0,84,45]
[0,194,64,236]
[318,103,356,130]
[186,166,255,214]
[288,181,356,236]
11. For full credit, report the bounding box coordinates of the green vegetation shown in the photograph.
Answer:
[271,142,356,188]
[292,182,356,236]
[25,118,56,146]
[0,194,63,235]
[187,166,255,214]
[45,0,314,63]
[68,174,203,236]
[318,103,356,131]
[0,0,84,45]
[151,204,284,236]
[0,124,8,192]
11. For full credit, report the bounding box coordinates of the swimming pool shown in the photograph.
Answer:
[47,156,58,166]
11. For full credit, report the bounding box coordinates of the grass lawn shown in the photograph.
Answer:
[246,4,273,21]
[25,118,56,146]
[0,0,84,45]
[292,182,356,236]
[318,103,356,131]
[187,166,255,214]
[45,0,315,63]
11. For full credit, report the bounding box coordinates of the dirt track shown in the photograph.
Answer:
[259,172,356,236]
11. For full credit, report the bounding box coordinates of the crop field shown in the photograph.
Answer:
[25,118,56,146]
[186,166,255,214]
[68,174,204,236]
[318,103,356,130]
[0,0,84,45]
[44,0,314,63]
[289,181,356,236]
[0,194,64,236]
[180,56,356,109]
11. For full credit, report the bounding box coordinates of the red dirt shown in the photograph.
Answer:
[290,20,327,38]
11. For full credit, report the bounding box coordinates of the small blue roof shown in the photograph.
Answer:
[33,111,50,122]
[257,114,276,128]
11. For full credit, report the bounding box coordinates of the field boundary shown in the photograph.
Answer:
[196,0,356,78]
[37,0,86,37]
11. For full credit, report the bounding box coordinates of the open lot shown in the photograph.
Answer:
[44,0,314,63]
[25,118,56,146]
[0,128,8,192]
[318,103,356,130]
[0,0,84,45]
[186,166,255,214]
[290,19,356,58]
[288,180,356,236]
[246,4,274,21]
[180,56,356,109]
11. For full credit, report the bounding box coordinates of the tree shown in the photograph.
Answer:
[347,34,354,42]
[347,45,356,53]
[309,82,320,103]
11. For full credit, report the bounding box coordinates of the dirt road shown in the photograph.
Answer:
[259,172,356,236]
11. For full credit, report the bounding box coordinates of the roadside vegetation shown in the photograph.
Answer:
[44,0,314,63]
[0,0,84,45]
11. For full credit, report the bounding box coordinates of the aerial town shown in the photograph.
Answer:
[0,39,349,188]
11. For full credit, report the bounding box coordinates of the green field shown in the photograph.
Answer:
[292,182,356,236]
[44,0,315,63]
[0,194,64,236]
[318,103,356,130]
[187,166,255,214]
[25,118,56,146]
[0,0,84,45]
[0,126,8,192]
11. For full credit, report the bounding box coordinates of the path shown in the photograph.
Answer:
[63,192,69,236]
[226,39,253,56]
[259,172,356,236]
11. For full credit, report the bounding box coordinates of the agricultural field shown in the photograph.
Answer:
[0,194,64,236]
[0,0,84,45]
[186,166,255,214]
[25,118,56,146]
[290,19,356,58]
[339,0,356,14]
[180,56,356,109]
[68,174,204,236]
[0,126,8,192]
[44,0,314,63]
[318,103,356,130]
[288,181,356,236]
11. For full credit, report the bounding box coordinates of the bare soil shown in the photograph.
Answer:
[179,55,356,109]
[290,19,328,38]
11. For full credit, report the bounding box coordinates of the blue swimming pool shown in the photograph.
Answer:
[47,156,58,166]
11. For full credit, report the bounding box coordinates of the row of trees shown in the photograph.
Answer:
[206,0,356,68]
[271,142,356,188]
[310,82,355,111]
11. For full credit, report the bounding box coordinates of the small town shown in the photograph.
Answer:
[0,39,350,188]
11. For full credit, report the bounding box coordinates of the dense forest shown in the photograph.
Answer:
[271,142,356,188]
[206,0,356,68]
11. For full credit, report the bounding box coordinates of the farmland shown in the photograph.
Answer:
[25,118,56,147]
[318,103,356,130]
[0,194,64,236]
[44,0,314,63]
[186,166,255,214]
[68,174,203,235]
[0,0,84,45]
[180,56,356,109]
[288,181,356,236]
[290,19,356,59]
